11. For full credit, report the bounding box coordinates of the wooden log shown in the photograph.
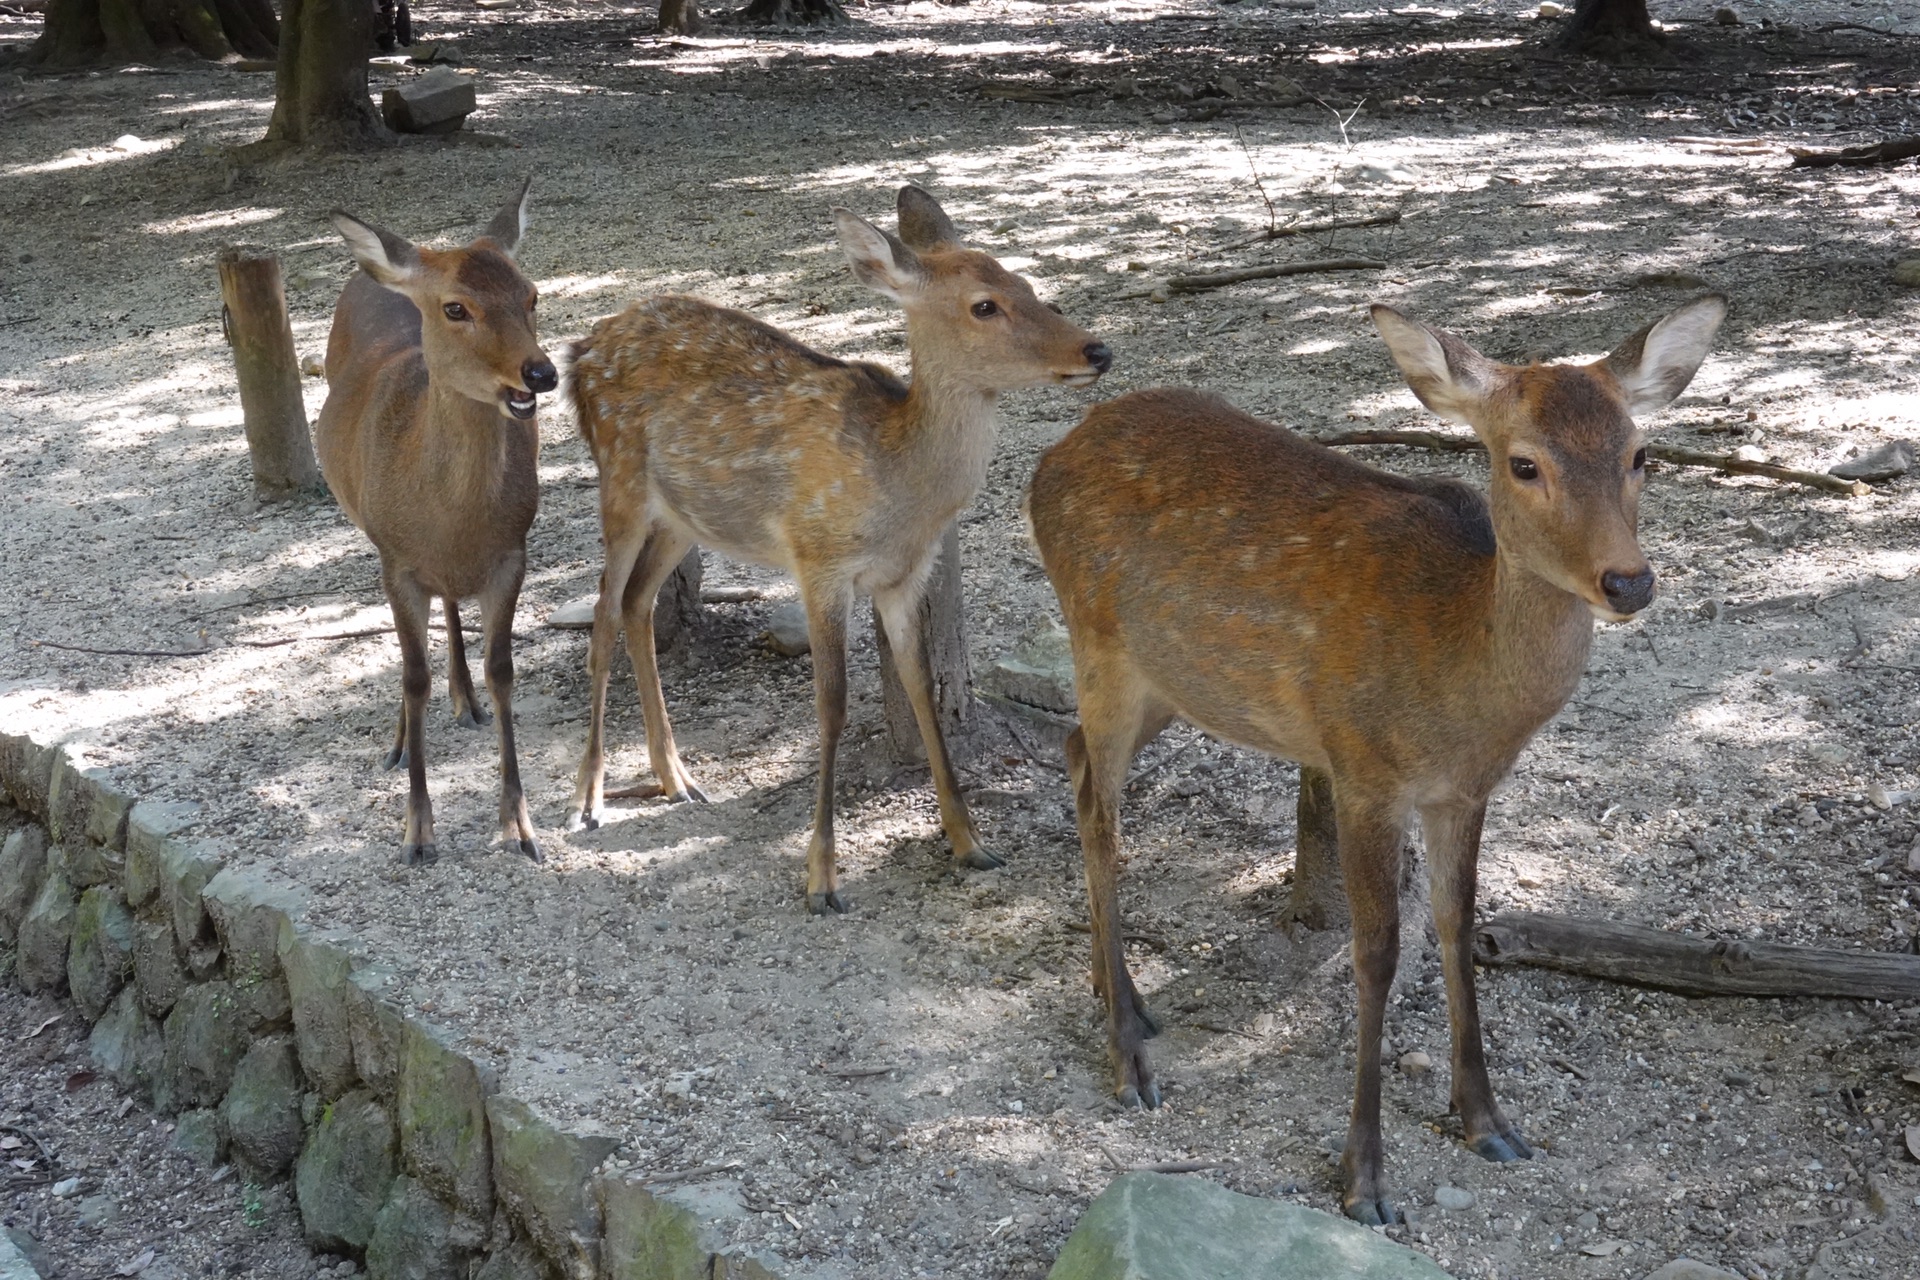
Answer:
[1473,911,1920,1001]
[217,245,323,502]
[873,522,971,763]
[1789,135,1920,168]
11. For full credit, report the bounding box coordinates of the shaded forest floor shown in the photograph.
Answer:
[2,1,1920,1277]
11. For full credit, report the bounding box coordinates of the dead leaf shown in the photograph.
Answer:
[64,1070,97,1092]
[0,1135,19,1151]
[1580,1239,1627,1257]
[1907,1125,1920,1162]
[115,1248,155,1277]
[25,1014,59,1039]
[10,1158,36,1172]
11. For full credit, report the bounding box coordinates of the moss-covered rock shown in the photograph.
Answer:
[67,885,135,1021]
[281,924,359,1099]
[204,866,301,1029]
[0,823,48,945]
[222,1035,304,1176]
[48,747,132,853]
[132,918,188,1017]
[159,839,223,954]
[365,1175,475,1280]
[16,867,77,995]
[124,800,201,908]
[348,964,406,1098]
[90,985,165,1099]
[486,1097,619,1280]
[171,1108,227,1166]
[0,731,57,817]
[397,1020,494,1218]
[158,979,253,1113]
[599,1174,776,1280]
[295,1089,397,1255]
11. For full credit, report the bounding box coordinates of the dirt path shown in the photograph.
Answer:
[3,2,1920,1276]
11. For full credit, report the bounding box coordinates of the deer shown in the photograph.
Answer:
[565,185,1112,913]
[1026,294,1727,1224]
[314,179,556,867]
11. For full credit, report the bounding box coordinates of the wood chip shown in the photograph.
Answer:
[116,1248,156,1276]
[24,1014,58,1039]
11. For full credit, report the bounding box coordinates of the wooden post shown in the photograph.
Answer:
[874,522,971,763]
[217,245,323,502]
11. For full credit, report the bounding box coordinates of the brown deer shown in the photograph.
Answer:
[1027,295,1727,1223]
[566,186,1111,912]
[315,179,556,866]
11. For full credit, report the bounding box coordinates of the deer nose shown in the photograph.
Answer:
[522,358,558,394]
[1083,342,1113,374]
[1601,567,1655,615]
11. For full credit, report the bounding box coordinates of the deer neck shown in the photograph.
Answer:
[1480,548,1596,729]
[884,333,1001,517]
[422,382,512,495]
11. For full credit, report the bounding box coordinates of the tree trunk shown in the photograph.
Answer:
[742,0,846,25]
[652,550,705,656]
[260,0,389,150]
[874,523,972,764]
[29,0,276,68]
[657,0,698,34]
[1283,765,1347,930]
[1557,0,1664,58]
[217,246,325,503]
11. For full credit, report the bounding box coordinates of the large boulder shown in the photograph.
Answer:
[222,1035,305,1175]
[365,1175,477,1280]
[67,886,135,1020]
[487,1097,620,1280]
[281,925,360,1099]
[0,824,48,945]
[397,1021,494,1218]
[599,1174,777,1280]
[124,800,201,909]
[296,1089,398,1255]
[157,979,254,1113]
[1046,1173,1452,1280]
[90,985,165,1099]
[16,868,77,995]
[132,918,188,1017]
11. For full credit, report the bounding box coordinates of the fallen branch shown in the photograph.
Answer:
[1473,911,1920,1002]
[30,622,496,660]
[638,1161,743,1186]
[1789,136,1920,168]
[1813,21,1920,37]
[1164,257,1384,294]
[1219,210,1402,253]
[1313,429,1871,496]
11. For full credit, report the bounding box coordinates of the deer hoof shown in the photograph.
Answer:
[383,747,409,772]
[671,781,710,804]
[518,836,542,863]
[1341,1193,1402,1227]
[456,705,493,729]
[1115,1079,1161,1110]
[399,841,438,867]
[956,845,1005,871]
[806,890,849,916]
[1470,1129,1533,1163]
[564,808,598,833]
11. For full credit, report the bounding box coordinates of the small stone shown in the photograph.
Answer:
[1711,6,1740,25]
[223,1036,304,1176]
[1829,440,1915,482]
[90,986,165,1098]
[545,596,597,630]
[1538,0,1566,15]
[1908,845,1920,874]
[170,1109,225,1165]
[1868,782,1893,810]
[17,868,77,995]
[51,1177,82,1197]
[0,824,49,946]
[980,619,1077,718]
[1892,259,1920,288]
[1576,1210,1601,1230]
[1732,444,1768,464]
[1397,1050,1432,1076]
[158,980,254,1113]
[380,69,477,136]
[75,1192,119,1229]
[1433,1185,1476,1211]
[761,601,811,657]
[1806,742,1850,767]
[67,885,136,1021]
[301,355,326,377]
[1640,1258,1744,1280]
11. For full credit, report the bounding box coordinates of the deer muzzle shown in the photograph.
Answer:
[1596,565,1656,619]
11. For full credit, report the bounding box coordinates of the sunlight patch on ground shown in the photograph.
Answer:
[7,134,178,177]
[142,206,286,236]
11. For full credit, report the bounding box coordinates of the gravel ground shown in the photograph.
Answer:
[3,1,1920,1277]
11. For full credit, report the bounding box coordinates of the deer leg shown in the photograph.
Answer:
[1065,671,1165,1108]
[873,582,997,873]
[1333,789,1408,1226]
[445,598,492,728]
[384,565,437,866]
[383,699,409,772]
[566,511,651,832]
[479,553,538,862]
[799,579,853,915]
[1422,799,1531,1163]
[613,528,705,804]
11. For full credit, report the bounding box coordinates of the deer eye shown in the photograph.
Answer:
[443,302,470,322]
[1631,447,1647,471]
[1509,456,1540,482]
[971,300,998,319]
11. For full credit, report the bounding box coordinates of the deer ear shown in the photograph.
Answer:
[482,175,532,256]
[1605,292,1728,418]
[1370,304,1499,429]
[834,207,926,302]
[896,185,960,251]
[331,211,420,288]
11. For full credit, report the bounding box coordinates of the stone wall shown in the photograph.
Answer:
[0,730,783,1280]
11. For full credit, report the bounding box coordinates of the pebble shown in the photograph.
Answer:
[1711,6,1740,25]
[1433,1185,1476,1211]
[763,601,811,656]
[1576,1210,1600,1230]
[1893,259,1920,288]
[1732,444,1768,464]
[1828,439,1915,482]
[51,1176,81,1197]
[75,1192,119,1229]
[545,595,597,630]
[1397,1050,1432,1076]
[1538,0,1565,14]
[300,354,325,377]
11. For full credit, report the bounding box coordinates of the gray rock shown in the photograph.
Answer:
[761,602,810,657]
[979,620,1078,716]
[47,748,131,852]
[599,1175,770,1280]
[1829,440,1915,482]
[349,966,406,1098]
[49,838,121,892]
[1640,1260,1744,1280]
[203,868,302,1026]
[472,1239,555,1280]
[124,800,201,909]
[283,926,361,1098]
[0,731,57,817]
[1433,1185,1476,1211]
[171,1108,227,1166]
[17,868,77,995]
[160,839,223,954]
[296,1090,398,1255]
[544,596,596,630]
[365,1176,470,1280]
[158,980,254,1113]
[0,824,48,945]
[90,985,165,1098]
[132,918,188,1017]
[397,1020,494,1218]
[75,1193,119,1230]
[1893,259,1920,288]
[487,1097,619,1280]
[222,1035,305,1176]
[380,70,477,136]
[66,886,135,1021]
[1046,1172,1449,1280]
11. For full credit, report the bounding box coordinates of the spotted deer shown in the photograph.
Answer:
[566,185,1112,912]
[1027,295,1727,1222]
[316,179,556,865]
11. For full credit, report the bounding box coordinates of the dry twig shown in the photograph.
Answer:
[1788,136,1920,168]
[1218,210,1402,253]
